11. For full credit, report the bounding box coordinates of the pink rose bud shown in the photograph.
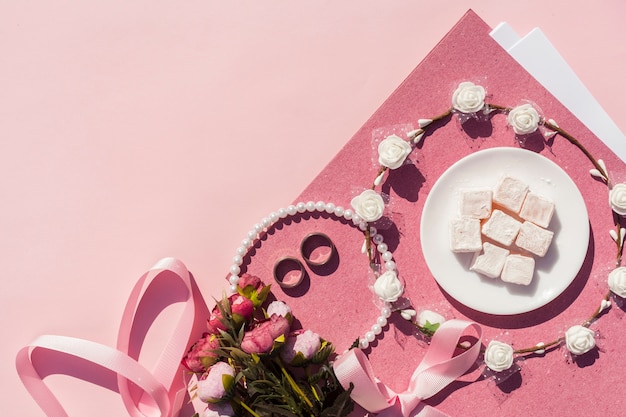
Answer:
[280,330,322,364]
[182,333,220,373]
[241,315,290,354]
[197,362,236,403]
[206,308,228,335]
[237,273,263,290]
[240,328,274,354]
[267,314,291,339]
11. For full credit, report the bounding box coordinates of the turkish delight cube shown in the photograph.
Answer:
[493,175,529,213]
[501,254,535,285]
[519,192,555,228]
[515,221,554,257]
[449,217,482,253]
[460,189,493,219]
[481,209,522,247]
[470,242,510,279]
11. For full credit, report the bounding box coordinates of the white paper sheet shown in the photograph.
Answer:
[491,23,626,162]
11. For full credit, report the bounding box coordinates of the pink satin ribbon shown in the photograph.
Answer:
[16,257,210,417]
[334,319,482,417]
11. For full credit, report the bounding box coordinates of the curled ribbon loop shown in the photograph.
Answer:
[116,257,210,417]
[16,257,210,417]
[334,319,482,417]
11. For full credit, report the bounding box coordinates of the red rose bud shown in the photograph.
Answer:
[230,294,254,320]
[206,294,254,334]
[240,315,290,354]
[182,333,220,373]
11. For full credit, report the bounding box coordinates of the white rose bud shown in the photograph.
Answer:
[377,134,412,169]
[507,103,540,135]
[373,271,404,302]
[565,325,596,355]
[609,183,626,216]
[451,81,486,113]
[484,340,514,372]
[351,190,385,222]
[417,310,446,328]
[608,267,626,298]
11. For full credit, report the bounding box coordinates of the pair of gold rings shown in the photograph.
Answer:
[273,232,336,289]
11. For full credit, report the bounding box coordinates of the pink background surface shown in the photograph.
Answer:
[2,2,626,416]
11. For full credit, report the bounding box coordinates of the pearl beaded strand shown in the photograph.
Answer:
[225,200,399,350]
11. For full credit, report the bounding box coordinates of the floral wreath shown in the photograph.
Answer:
[183,81,626,417]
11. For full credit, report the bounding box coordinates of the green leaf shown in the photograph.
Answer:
[238,283,256,299]
[421,320,441,337]
[232,312,246,330]
[320,383,354,417]
[253,285,273,307]
[199,354,218,369]
[286,351,308,367]
[349,338,360,349]
[218,329,238,347]
[214,296,237,334]
[312,340,335,364]
[222,373,235,393]
[252,403,299,417]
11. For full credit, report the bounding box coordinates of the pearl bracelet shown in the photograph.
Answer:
[226,200,398,350]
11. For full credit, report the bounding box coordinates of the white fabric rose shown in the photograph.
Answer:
[451,81,486,113]
[565,325,596,355]
[351,189,385,222]
[609,183,626,216]
[608,267,626,298]
[484,340,514,372]
[378,134,412,169]
[507,103,540,135]
[417,310,446,328]
[373,271,404,302]
[266,300,292,318]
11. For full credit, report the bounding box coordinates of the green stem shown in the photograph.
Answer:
[276,359,314,409]
[232,397,261,417]
[305,368,322,404]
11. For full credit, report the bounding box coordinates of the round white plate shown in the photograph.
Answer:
[420,147,589,315]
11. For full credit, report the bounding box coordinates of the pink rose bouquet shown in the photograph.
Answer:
[184,275,353,417]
